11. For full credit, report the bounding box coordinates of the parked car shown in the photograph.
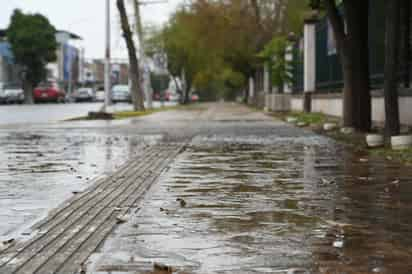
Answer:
[164,91,171,101]
[169,92,181,102]
[191,93,199,102]
[34,82,66,103]
[73,87,95,102]
[153,92,161,101]
[95,91,105,102]
[2,83,24,104]
[0,82,5,104]
[95,87,105,102]
[33,82,66,103]
[112,85,131,103]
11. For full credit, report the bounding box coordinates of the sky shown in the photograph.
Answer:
[0,0,182,59]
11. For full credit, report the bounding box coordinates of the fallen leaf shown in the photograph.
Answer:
[2,239,14,245]
[320,178,335,185]
[324,220,352,227]
[390,179,400,186]
[176,198,187,207]
[116,215,129,224]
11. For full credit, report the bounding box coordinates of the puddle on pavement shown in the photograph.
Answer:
[0,129,161,239]
[89,136,412,274]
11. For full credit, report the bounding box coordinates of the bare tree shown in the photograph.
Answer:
[116,0,145,111]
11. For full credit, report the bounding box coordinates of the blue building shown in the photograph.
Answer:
[0,41,20,84]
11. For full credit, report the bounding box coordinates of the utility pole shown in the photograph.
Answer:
[104,0,112,112]
[133,0,167,109]
[133,0,151,109]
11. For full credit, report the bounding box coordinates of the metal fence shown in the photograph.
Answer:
[292,0,402,93]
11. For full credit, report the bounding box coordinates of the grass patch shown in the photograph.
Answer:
[65,104,205,121]
[368,147,412,164]
[289,112,331,125]
[270,111,338,126]
[114,109,157,119]
[269,109,412,165]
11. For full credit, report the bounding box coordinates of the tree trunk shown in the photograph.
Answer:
[345,0,371,130]
[400,0,410,88]
[340,50,355,127]
[183,82,191,104]
[23,80,34,104]
[303,92,312,113]
[181,68,191,104]
[243,84,249,104]
[116,0,145,111]
[324,0,371,131]
[384,0,401,137]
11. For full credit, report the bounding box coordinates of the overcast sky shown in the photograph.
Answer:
[0,0,181,59]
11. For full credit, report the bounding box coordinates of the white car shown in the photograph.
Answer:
[169,92,181,102]
[73,87,95,102]
[1,83,24,104]
[95,87,105,102]
[0,82,4,104]
[112,85,131,103]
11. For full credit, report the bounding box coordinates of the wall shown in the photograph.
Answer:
[265,94,291,112]
[288,94,412,125]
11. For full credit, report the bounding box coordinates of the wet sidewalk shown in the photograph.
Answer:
[2,103,412,274]
[87,104,412,274]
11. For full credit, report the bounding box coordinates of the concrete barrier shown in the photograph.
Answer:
[265,91,412,125]
[265,94,291,112]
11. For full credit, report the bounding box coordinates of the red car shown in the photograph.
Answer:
[34,82,66,103]
[191,93,199,102]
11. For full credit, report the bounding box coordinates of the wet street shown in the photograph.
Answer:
[0,102,175,125]
[1,103,412,273]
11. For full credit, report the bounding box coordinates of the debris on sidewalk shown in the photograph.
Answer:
[116,214,130,224]
[319,177,336,185]
[0,238,15,251]
[385,179,401,193]
[176,198,187,207]
[78,262,87,274]
[160,207,170,214]
[153,262,174,273]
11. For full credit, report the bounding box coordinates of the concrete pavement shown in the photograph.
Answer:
[1,103,412,274]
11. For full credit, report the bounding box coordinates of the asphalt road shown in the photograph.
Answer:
[0,101,176,125]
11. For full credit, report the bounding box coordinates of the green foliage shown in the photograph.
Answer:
[308,0,342,10]
[258,37,293,88]
[285,0,312,34]
[308,0,322,9]
[150,73,170,92]
[147,0,309,101]
[7,9,57,87]
[290,112,329,124]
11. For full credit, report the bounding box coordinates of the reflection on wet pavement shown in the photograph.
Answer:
[0,128,161,239]
[91,134,412,274]
[3,103,412,273]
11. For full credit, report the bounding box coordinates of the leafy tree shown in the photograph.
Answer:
[148,0,308,102]
[7,9,57,104]
[258,37,293,91]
